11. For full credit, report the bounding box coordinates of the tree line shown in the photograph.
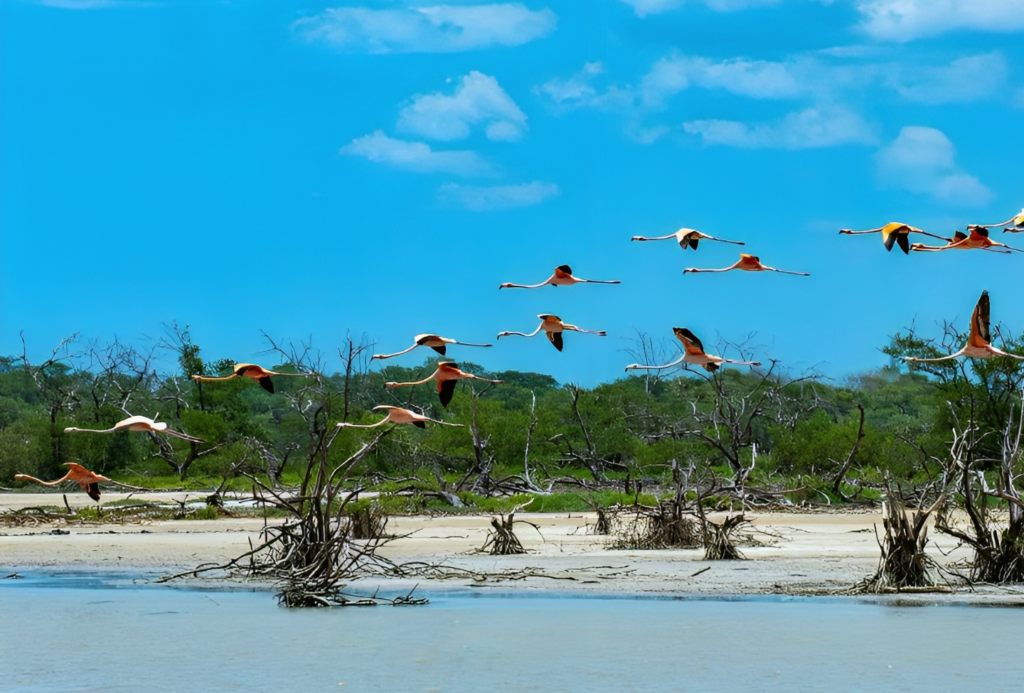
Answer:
[1,319,1021,505]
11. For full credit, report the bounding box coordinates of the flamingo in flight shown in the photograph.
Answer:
[905,291,1024,363]
[372,334,492,360]
[631,228,745,250]
[191,363,310,394]
[839,222,951,255]
[337,405,464,429]
[625,328,761,373]
[385,362,504,407]
[15,463,111,502]
[975,208,1024,234]
[499,265,621,290]
[65,415,203,443]
[911,226,1021,254]
[497,314,606,352]
[684,254,810,276]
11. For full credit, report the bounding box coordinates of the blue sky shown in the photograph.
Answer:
[3,0,1023,385]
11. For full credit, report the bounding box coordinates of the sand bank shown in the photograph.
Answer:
[2,493,1021,604]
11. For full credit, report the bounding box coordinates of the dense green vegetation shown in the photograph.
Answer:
[2,319,1022,506]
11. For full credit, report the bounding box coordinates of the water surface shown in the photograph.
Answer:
[1,573,1020,693]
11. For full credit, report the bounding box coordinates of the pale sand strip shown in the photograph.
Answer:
[2,496,1021,603]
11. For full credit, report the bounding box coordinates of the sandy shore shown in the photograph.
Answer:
[2,493,1022,604]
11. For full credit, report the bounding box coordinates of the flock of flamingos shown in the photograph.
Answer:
[14,209,1024,501]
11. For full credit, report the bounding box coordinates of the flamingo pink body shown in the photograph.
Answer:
[15,462,111,501]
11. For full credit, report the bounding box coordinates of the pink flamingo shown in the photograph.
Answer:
[385,362,504,407]
[684,254,809,276]
[499,265,620,289]
[497,314,606,352]
[625,328,761,373]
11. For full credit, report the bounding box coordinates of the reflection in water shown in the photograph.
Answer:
[1,574,1021,693]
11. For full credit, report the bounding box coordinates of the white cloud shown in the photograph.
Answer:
[875,127,992,205]
[887,53,1006,104]
[293,4,557,53]
[537,62,602,104]
[440,181,559,211]
[619,0,780,16]
[535,62,634,111]
[398,72,527,142]
[683,107,877,149]
[857,0,1024,41]
[641,54,806,106]
[341,131,490,175]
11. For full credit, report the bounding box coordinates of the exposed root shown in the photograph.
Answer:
[854,488,947,594]
[702,513,749,560]
[610,502,701,550]
[480,501,538,555]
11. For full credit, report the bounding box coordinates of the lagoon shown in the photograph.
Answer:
[1,574,1021,693]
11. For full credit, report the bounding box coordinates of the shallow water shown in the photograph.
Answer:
[1,574,1021,693]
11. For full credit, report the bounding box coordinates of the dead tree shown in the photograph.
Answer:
[936,394,1024,584]
[159,333,419,607]
[481,501,538,555]
[16,333,82,472]
[611,459,701,549]
[548,385,630,487]
[857,485,947,593]
[678,360,817,475]
[831,403,866,497]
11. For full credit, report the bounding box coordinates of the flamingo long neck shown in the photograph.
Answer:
[192,374,239,382]
[340,418,390,429]
[693,265,738,273]
[629,355,687,371]
[14,473,71,486]
[633,233,677,241]
[504,325,544,338]
[720,357,761,366]
[979,215,1020,228]
[389,372,439,388]
[373,343,420,360]
[65,426,119,434]
[906,347,967,363]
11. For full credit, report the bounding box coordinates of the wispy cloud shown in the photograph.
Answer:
[341,131,490,175]
[535,62,634,111]
[886,53,1007,104]
[683,107,877,149]
[293,4,557,54]
[542,50,1007,115]
[398,72,527,142]
[876,127,992,206]
[857,0,1024,41]
[618,0,781,17]
[439,181,559,210]
[641,53,807,107]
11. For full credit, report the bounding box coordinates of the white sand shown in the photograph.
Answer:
[2,494,1021,604]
